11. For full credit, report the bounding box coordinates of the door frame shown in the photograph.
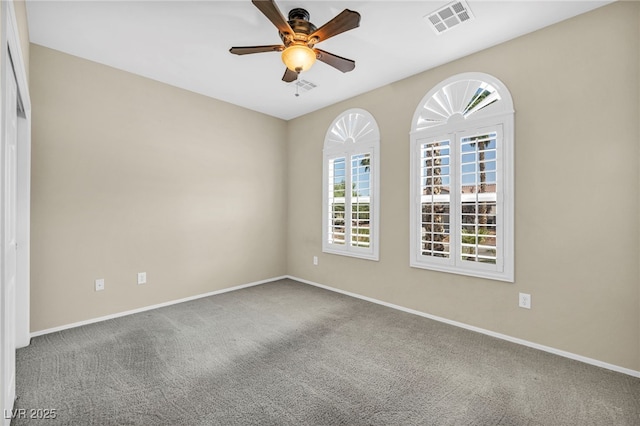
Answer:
[0,1,31,421]
[1,1,31,351]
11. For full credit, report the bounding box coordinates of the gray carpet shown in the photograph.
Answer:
[13,279,640,425]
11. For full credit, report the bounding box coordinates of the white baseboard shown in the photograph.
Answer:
[287,275,640,379]
[30,276,288,338]
[29,274,639,379]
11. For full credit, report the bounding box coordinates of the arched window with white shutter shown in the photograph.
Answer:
[323,108,380,260]
[410,72,514,281]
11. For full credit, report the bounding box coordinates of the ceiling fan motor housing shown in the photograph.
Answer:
[280,8,317,45]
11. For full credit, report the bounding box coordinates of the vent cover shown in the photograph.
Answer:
[295,79,317,92]
[282,78,317,93]
[425,1,474,35]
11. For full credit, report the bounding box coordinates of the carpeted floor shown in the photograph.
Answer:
[12,279,640,425]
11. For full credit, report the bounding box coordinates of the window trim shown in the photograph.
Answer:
[410,73,514,282]
[323,108,380,261]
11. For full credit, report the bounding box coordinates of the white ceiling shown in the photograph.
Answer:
[26,0,613,120]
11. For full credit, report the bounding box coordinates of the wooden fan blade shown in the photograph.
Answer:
[315,48,356,73]
[251,0,294,36]
[282,68,298,83]
[229,45,284,55]
[309,9,360,43]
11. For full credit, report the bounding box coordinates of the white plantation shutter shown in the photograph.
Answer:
[420,137,451,259]
[459,131,499,265]
[323,109,380,261]
[327,156,346,245]
[351,152,371,248]
[410,73,514,282]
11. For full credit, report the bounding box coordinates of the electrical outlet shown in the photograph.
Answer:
[313,256,318,266]
[519,292,531,309]
[137,272,147,285]
[95,279,105,292]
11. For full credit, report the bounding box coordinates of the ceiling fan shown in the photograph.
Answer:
[229,0,361,83]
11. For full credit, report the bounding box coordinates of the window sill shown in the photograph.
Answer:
[323,247,379,262]
[410,260,513,282]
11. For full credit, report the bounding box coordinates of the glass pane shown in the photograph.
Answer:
[459,132,498,264]
[330,157,346,198]
[328,157,346,245]
[420,139,450,258]
[351,153,371,197]
[351,153,371,247]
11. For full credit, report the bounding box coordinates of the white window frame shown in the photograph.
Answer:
[323,108,380,261]
[410,72,514,282]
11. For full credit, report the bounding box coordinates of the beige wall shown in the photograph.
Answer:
[30,45,288,331]
[287,2,640,371]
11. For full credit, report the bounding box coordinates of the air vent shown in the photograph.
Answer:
[425,0,474,35]
[295,79,317,92]
[282,78,318,97]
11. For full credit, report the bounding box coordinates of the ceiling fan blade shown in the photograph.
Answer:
[315,49,356,73]
[251,0,294,36]
[229,45,284,55]
[282,68,298,83]
[309,9,361,43]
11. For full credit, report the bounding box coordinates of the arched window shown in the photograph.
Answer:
[410,72,514,281]
[323,108,380,260]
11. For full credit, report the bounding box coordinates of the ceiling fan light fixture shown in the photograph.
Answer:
[281,44,317,73]
[229,1,359,82]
